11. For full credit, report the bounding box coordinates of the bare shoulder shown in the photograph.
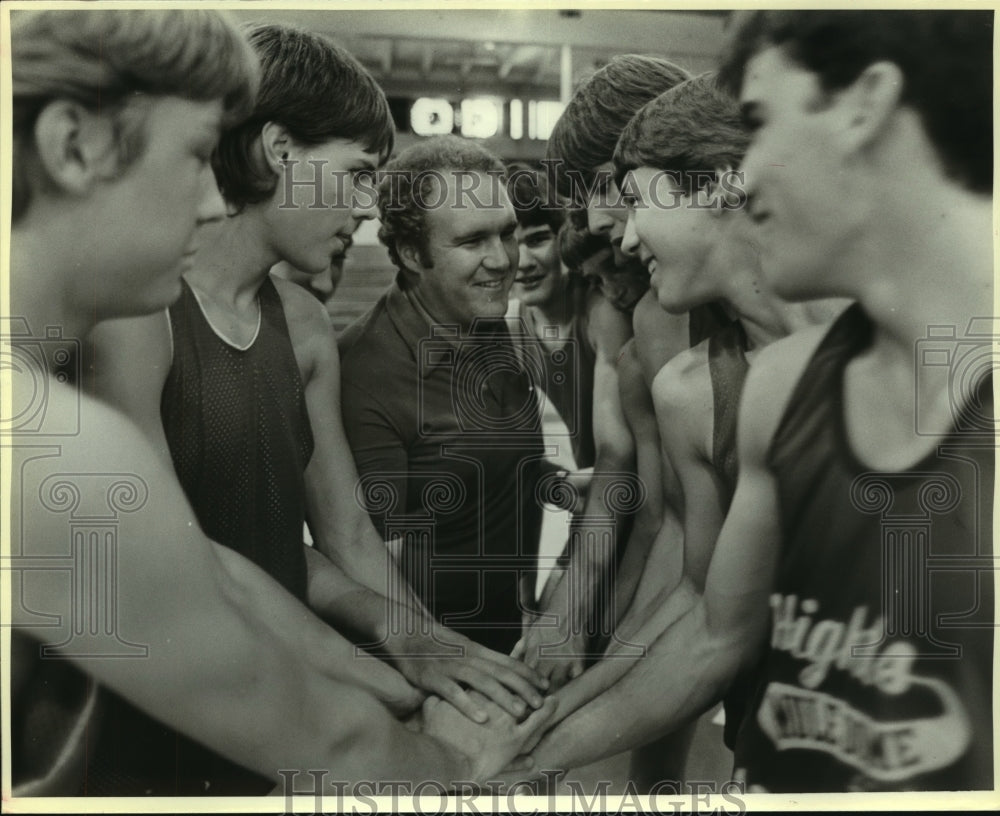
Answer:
[652,340,713,444]
[633,291,685,346]
[632,292,689,382]
[46,385,177,472]
[652,340,711,415]
[270,274,330,332]
[86,310,173,413]
[586,292,632,356]
[88,310,172,370]
[270,274,338,380]
[16,383,198,555]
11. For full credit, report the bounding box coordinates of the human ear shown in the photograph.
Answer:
[259,120,293,175]
[838,61,905,151]
[33,100,119,197]
[398,241,426,276]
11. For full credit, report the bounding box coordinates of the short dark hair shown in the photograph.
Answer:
[719,10,993,194]
[506,162,564,233]
[12,9,259,222]
[377,135,507,272]
[558,222,609,273]
[214,24,395,210]
[546,55,691,202]
[614,73,749,196]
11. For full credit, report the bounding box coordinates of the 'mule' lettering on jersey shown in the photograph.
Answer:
[755,594,972,782]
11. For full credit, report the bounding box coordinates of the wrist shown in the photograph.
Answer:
[380,628,415,668]
[433,735,477,784]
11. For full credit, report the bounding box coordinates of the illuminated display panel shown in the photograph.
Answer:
[460,98,501,139]
[410,97,454,136]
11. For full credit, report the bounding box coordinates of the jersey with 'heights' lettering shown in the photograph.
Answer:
[733,304,994,792]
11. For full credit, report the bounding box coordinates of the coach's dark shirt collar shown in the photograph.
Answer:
[384,282,512,379]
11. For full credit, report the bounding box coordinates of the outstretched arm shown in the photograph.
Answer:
[518,297,635,687]
[522,338,803,772]
[603,339,676,625]
[12,388,535,785]
[651,349,730,594]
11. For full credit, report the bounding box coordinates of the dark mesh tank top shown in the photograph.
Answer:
[689,300,733,348]
[706,319,754,750]
[87,276,314,795]
[733,304,994,791]
[709,319,749,502]
[161,276,314,601]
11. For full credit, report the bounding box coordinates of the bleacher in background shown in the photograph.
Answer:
[329,241,397,336]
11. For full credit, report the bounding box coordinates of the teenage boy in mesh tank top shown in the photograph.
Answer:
[85,22,548,794]
[11,9,552,798]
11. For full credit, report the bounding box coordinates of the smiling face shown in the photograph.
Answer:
[82,96,227,316]
[737,46,863,300]
[404,171,519,329]
[620,166,723,315]
[265,138,379,276]
[512,222,564,306]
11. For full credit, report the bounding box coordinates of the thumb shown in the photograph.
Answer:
[422,694,441,717]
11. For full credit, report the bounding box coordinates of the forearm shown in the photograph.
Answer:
[549,576,698,721]
[563,474,629,633]
[304,546,446,684]
[533,599,737,771]
[608,506,661,625]
[139,585,462,785]
[532,380,786,770]
[245,672,470,785]
[536,565,565,612]
[50,541,428,782]
[306,456,431,619]
[610,578,694,652]
[613,513,686,636]
[306,543,409,640]
[215,544,418,709]
[295,683,472,785]
[315,514,438,628]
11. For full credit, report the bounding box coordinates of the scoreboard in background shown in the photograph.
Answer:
[397,96,564,142]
